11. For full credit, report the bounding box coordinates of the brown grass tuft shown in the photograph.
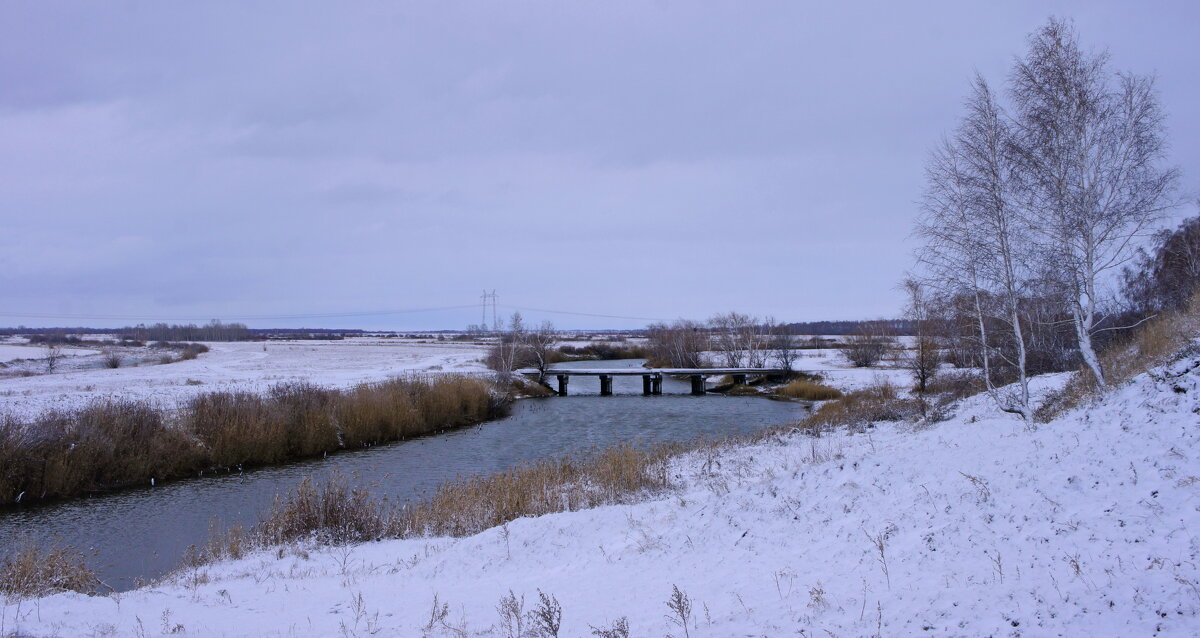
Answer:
[256,473,393,546]
[777,380,843,401]
[399,442,676,537]
[0,540,101,599]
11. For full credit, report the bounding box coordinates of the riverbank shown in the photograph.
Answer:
[1,382,806,592]
[7,349,1197,636]
[0,374,500,506]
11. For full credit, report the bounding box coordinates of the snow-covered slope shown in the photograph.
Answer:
[5,355,1198,637]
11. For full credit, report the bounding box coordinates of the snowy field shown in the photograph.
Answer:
[0,335,913,419]
[6,349,1197,636]
[0,337,491,419]
[0,343,100,363]
[789,347,917,391]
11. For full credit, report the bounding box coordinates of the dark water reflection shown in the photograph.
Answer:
[0,360,806,591]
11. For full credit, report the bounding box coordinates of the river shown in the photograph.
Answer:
[0,360,806,591]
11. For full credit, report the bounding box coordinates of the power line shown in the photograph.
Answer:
[497,304,666,323]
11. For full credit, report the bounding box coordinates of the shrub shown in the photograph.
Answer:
[556,343,650,361]
[840,322,897,368]
[151,341,209,360]
[102,351,122,369]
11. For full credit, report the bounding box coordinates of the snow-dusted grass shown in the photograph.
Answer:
[0,337,490,419]
[6,349,1198,636]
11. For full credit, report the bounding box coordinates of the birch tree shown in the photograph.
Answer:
[916,78,1035,421]
[1009,18,1179,387]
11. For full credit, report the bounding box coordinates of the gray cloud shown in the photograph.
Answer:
[1,1,1197,329]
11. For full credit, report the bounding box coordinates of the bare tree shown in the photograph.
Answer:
[766,319,798,375]
[646,320,707,368]
[44,342,62,373]
[902,279,939,394]
[1123,209,1200,315]
[916,83,1035,420]
[709,312,767,368]
[841,321,895,368]
[959,76,1035,419]
[524,320,558,384]
[1010,18,1180,387]
[485,312,527,381]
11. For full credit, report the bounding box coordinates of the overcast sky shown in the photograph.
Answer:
[1,1,1196,330]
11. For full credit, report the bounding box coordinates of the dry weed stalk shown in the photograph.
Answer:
[0,540,102,599]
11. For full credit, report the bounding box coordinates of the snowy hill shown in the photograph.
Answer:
[4,353,1199,637]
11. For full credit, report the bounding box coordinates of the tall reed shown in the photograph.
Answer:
[0,375,499,505]
[184,441,681,566]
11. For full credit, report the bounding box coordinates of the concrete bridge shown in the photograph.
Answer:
[519,368,788,396]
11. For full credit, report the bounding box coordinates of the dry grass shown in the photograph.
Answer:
[0,375,499,505]
[1037,291,1199,422]
[0,540,101,599]
[777,380,843,401]
[256,474,393,546]
[189,441,681,565]
[399,442,676,537]
[0,400,201,503]
[804,380,919,430]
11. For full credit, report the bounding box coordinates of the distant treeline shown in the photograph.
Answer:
[777,320,915,336]
[122,321,254,342]
[0,323,369,342]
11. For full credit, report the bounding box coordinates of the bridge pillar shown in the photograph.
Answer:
[642,375,652,395]
[599,375,613,396]
[651,374,663,395]
[732,374,747,385]
[690,375,707,395]
[556,374,569,396]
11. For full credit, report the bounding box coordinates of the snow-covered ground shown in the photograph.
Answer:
[0,343,100,363]
[0,338,490,419]
[0,335,906,419]
[6,348,1198,636]
[792,347,917,391]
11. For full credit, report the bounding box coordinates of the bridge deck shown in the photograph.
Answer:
[521,367,786,376]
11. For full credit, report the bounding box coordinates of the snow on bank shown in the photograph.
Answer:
[5,356,1200,636]
[0,338,489,419]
